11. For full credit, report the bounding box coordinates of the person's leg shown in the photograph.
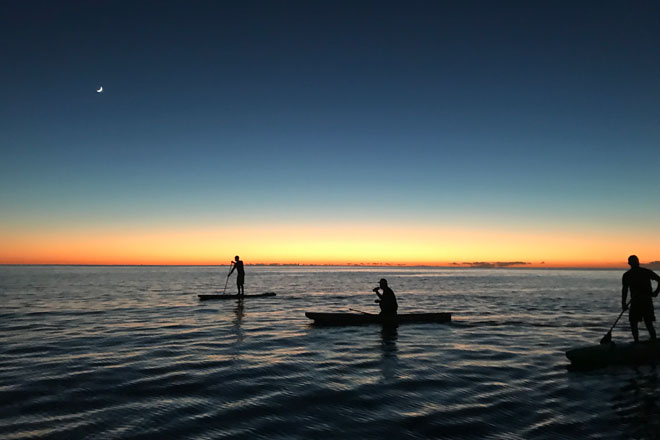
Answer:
[643,316,656,341]
[630,315,640,342]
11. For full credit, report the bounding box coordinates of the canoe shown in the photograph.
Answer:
[566,340,660,370]
[198,292,276,301]
[305,312,451,326]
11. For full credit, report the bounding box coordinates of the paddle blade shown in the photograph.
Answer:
[600,331,612,345]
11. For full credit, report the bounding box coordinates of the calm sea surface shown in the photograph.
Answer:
[1,266,659,439]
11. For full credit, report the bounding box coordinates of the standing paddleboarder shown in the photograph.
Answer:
[228,255,245,295]
[622,255,660,342]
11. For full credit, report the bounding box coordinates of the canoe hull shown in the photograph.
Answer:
[198,292,276,301]
[305,312,451,326]
[566,340,660,370]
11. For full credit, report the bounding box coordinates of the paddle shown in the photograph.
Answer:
[349,308,374,315]
[221,263,232,295]
[600,300,630,344]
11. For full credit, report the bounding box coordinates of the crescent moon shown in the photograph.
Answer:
[96,86,103,93]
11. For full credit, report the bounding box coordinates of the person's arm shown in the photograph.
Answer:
[622,282,629,310]
[227,262,235,276]
[373,287,383,300]
[652,271,660,297]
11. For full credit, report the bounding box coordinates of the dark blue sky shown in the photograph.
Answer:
[2,1,660,248]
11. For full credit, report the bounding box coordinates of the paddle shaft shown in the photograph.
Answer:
[222,263,232,294]
[607,301,630,333]
[349,308,374,315]
[600,300,631,343]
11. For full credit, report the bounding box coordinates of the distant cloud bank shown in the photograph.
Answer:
[647,261,660,270]
[452,261,530,268]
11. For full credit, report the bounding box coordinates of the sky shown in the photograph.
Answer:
[1,0,660,267]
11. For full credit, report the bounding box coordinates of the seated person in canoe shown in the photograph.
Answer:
[373,278,398,317]
[622,255,660,342]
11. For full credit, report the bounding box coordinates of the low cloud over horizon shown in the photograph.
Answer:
[647,261,660,270]
[452,262,530,268]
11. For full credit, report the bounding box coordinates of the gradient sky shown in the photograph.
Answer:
[1,1,660,266]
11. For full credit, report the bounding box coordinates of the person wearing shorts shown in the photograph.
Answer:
[622,255,660,342]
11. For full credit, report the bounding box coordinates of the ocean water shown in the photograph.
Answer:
[1,266,659,439]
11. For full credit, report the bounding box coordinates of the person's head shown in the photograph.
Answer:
[235,255,240,262]
[379,278,388,288]
[628,255,639,267]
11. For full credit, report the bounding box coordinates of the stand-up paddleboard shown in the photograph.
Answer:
[198,292,277,301]
[566,340,660,370]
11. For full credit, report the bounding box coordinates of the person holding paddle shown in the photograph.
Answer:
[373,278,398,317]
[622,255,660,343]
[227,255,245,296]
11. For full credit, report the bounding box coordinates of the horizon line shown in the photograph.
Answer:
[0,263,628,270]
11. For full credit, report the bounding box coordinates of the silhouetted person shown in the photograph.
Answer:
[622,255,660,343]
[373,278,398,316]
[228,255,245,295]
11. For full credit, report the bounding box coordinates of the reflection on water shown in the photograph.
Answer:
[231,298,245,357]
[233,298,245,326]
[613,367,660,439]
[379,324,398,381]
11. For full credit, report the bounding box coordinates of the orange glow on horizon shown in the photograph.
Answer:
[2,221,659,268]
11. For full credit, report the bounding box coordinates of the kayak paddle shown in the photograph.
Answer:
[600,300,630,345]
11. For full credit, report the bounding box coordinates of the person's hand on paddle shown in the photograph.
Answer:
[622,301,629,311]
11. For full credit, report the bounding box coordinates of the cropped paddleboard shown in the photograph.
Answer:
[198,292,277,301]
[305,312,451,326]
[566,340,660,370]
